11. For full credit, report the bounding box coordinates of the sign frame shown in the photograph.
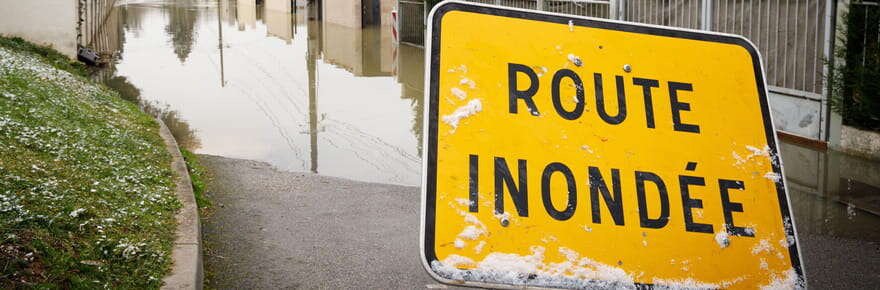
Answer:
[419,1,805,288]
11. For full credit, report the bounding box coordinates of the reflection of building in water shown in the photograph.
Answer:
[320,0,395,76]
[264,0,295,43]
[396,44,425,155]
[219,0,237,26]
[237,0,257,31]
[265,0,291,11]
[307,0,322,20]
[322,0,360,28]
[322,24,391,77]
[322,0,392,28]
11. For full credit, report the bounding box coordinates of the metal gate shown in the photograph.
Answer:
[400,0,841,141]
[617,0,837,140]
[545,0,612,17]
[399,0,426,46]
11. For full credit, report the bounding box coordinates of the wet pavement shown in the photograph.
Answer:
[200,154,880,289]
[199,155,457,289]
[80,0,880,288]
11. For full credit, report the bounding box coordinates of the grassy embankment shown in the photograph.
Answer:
[181,149,209,209]
[0,36,180,288]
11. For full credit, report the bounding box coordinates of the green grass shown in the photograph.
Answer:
[0,37,180,288]
[180,149,210,210]
[0,36,88,77]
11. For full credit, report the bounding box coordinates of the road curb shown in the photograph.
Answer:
[157,117,204,290]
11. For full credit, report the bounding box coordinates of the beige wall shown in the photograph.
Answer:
[0,0,78,58]
[265,3,293,43]
[237,0,257,31]
[379,0,394,73]
[380,0,394,26]
[323,21,363,75]
[324,1,361,28]
[265,0,291,12]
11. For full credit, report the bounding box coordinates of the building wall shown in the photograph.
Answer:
[323,21,363,75]
[265,0,291,12]
[237,0,258,31]
[0,0,78,58]
[379,0,394,73]
[265,0,293,43]
[769,93,823,140]
[324,0,361,28]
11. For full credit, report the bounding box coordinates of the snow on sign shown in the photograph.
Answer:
[419,1,805,289]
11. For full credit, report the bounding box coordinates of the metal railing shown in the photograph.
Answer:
[622,0,704,29]
[618,0,835,98]
[399,0,426,46]
[445,0,834,97]
[545,0,612,18]
[399,0,841,140]
[78,0,120,60]
[711,0,833,96]
[499,0,539,9]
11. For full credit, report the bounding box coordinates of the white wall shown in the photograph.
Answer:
[769,92,822,140]
[0,0,78,58]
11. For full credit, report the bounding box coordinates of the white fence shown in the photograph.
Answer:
[463,0,835,97]
[397,0,843,141]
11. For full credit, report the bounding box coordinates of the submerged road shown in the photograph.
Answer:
[201,155,880,289]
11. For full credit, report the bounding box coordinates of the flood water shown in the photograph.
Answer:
[98,0,424,186]
[91,0,880,242]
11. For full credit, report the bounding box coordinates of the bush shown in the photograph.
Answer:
[829,2,880,131]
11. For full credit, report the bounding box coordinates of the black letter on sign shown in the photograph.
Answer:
[588,167,625,226]
[669,82,700,133]
[679,175,713,233]
[508,63,540,116]
[494,157,528,217]
[632,78,660,129]
[595,74,628,125]
[468,154,479,213]
[635,171,669,229]
[719,179,755,237]
[551,69,585,120]
[541,162,577,221]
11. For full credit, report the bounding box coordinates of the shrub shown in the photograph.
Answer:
[829,2,880,131]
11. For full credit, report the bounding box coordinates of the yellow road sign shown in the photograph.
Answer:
[420,2,804,289]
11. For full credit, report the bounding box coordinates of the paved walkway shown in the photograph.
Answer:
[200,155,451,289]
[200,155,880,289]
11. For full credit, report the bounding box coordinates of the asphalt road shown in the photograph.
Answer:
[200,155,880,289]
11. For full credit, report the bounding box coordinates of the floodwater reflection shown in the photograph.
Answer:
[88,0,879,241]
[780,141,880,241]
[101,0,421,185]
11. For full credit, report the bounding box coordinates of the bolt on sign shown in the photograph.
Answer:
[419,1,805,289]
